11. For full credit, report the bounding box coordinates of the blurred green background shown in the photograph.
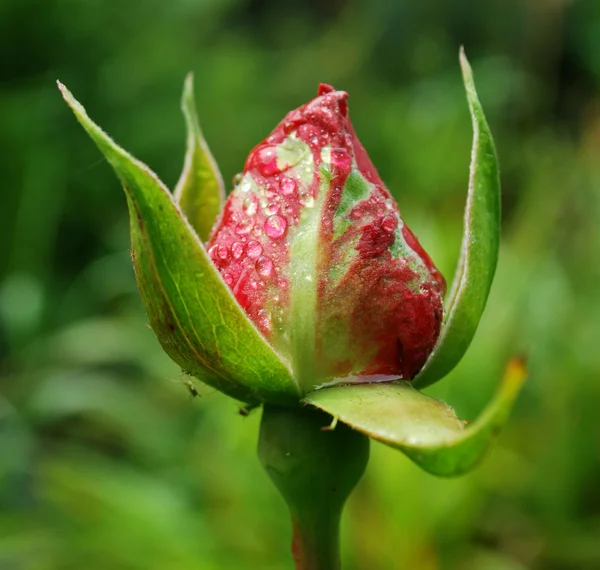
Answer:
[1,0,599,568]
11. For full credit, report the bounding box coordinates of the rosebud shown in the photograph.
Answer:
[58,50,525,478]
[207,84,445,390]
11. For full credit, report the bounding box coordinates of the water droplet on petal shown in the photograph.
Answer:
[350,207,363,220]
[235,219,254,235]
[242,195,258,216]
[256,255,274,277]
[252,145,281,177]
[264,215,287,239]
[331,148,352,175]
[232,172,243,187]
[208,245,219,259]
[265,201,280,216]
[239,178,252,193]
[381,216,396,233]
[279,177,297,196]
[277,278,288,289]
[257,309,271,332]
[247,240,263,259]
[223,272,234,286]
[299,192,315,208]
[231,241,245,260]
[217,245,229,260]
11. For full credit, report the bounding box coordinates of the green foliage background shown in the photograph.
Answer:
[1,0,599,568]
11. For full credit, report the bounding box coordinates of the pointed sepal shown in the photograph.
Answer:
[304,358,526,477]
[414,49,501,388]
[58,81,299,405]
[174,73,225,242]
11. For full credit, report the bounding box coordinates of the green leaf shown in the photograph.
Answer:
[304,359,526,477]
[174,73,225,242]
[414,48,501,389]
[58,81,299,405]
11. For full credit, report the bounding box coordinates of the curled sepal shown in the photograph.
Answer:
[174,73,225,242]
[304,358,526,477]
[414,48,501,389]
[58,82,299,405]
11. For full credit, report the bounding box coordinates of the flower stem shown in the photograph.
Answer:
[258,405,369,570]
[290,509,341,569]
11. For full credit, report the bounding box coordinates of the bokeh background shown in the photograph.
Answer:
[1,0,599,568]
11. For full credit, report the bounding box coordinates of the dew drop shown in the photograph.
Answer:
[217,245,229,260]
[257,309,271,332]
[208,245,219,259]
[277,278,288,289]
[381,216,397,233]
[231,241,245,260]
[235,218,254,235]
[242,195,258,216]
[279,177,297,196]
[256,255,274,277]
[246,240,263,259]
[265,201,280,216]
[350,208,363,220]
[223,272,234,286]
[431,279,444,294]
[331,148,352,174]
[264,215,287,239]
[239,178,252,193]
[253,146,281,177]
[232,172,243,187]
[299,192,315,208]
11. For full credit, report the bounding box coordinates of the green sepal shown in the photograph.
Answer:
[58,82,299,405]
[304,359,526,477]
[174,73,225,242]
[414,49,501,388]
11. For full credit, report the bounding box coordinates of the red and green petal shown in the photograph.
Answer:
[208,84,446,392]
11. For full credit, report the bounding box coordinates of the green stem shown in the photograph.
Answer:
[258,405,369,570]
[290,510,341,570]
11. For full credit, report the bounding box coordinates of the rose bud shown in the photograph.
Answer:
[207,84,445,391]
[58,50,526,479]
